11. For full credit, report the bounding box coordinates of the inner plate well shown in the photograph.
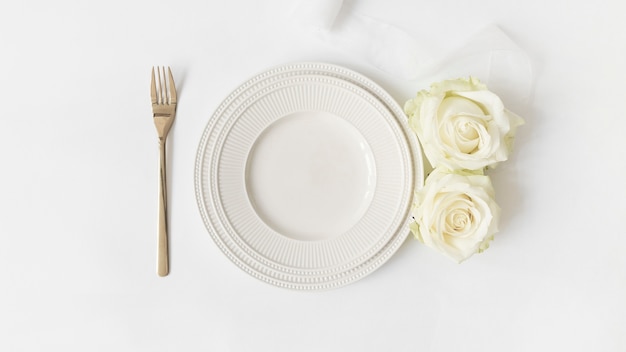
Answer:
[246,111,376,241]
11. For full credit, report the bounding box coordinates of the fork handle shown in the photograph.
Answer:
[157,138,169,277]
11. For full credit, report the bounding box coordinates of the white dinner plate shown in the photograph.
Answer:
[195,62,423,290]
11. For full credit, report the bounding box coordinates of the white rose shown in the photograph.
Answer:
[404,77,524,171]
[411,168,500,263]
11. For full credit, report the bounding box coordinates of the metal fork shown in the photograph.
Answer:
[151,66,177,277]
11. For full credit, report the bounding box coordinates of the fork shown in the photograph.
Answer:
[151,66,177,277]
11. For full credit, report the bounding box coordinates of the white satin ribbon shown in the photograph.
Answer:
[291,0,533,108]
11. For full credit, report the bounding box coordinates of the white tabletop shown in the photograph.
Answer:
[1,0,625,350]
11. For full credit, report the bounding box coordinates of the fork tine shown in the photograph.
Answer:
[150,67,157,104]
[168,67,177,104]
[163,67,169,104]
[157,66,165,105]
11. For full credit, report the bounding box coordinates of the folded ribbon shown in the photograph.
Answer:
[291,0,532,108]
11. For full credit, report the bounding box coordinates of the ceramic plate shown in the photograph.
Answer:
[195,63,423,289]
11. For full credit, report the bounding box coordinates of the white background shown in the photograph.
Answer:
[1,0,625,351]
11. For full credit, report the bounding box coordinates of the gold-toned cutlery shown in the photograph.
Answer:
[151,66,177,277]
